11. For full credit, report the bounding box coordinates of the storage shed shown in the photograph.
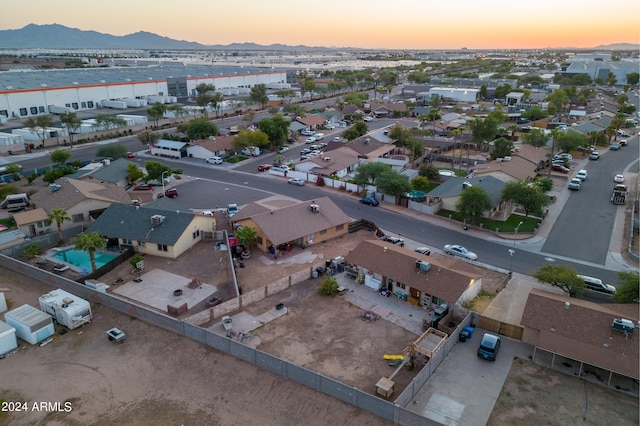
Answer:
[0,320,18,356]
[4,304,55,345]
[39,289,92,330]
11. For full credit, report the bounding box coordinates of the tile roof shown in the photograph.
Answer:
[193,135,235,151]
[345,240,479,304]
[85,204,196,246]
[248,197,351,246]
[30,178,132,213]
[297,115,327,127]
[521,289,639,379]
[474,155,537,182]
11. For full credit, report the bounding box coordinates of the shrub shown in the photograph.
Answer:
[23,243,41,260]
[318,276,339,296]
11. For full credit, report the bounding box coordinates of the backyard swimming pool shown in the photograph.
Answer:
[52,248,117,271]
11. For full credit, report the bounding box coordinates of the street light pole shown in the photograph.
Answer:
[508,221,524,276]
[161,170,168,195]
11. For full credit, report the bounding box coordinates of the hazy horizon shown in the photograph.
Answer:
[3,0,639,50]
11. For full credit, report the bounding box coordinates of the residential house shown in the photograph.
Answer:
[28,178,132,231]
[512,144,549,172]
[295,146,360,178]
[367,102,408,118]
[186,135,236,160]
[230,196,350,253]
[85,204,216,259]
[521,288,639,384]
[150,139,188,159]
[473,155,539,183]
[345,240,481,312]
[319,108,342,125]
[73,158,135,188]
[325,134,395,161]
[410,106,432,118]
[14,208,51,237]
[425,176,507,219]
[296,114,327,131]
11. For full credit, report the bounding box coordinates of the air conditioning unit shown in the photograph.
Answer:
[309,204,320,213]
[416,260,431,271]
[503,156,512,161]
[612,318,634,335]
[151,215,165,227]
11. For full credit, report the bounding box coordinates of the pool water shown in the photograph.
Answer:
[53,249,117,271]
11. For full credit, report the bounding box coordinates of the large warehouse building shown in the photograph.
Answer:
[0,64,289,122]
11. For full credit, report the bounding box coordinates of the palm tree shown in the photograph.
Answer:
[235,226,258,250]
[48,208,70,243]
[74,232,106,272]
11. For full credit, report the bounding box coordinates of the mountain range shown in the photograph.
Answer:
[0,24,635,51]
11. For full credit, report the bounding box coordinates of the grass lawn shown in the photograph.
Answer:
[225,156,249,164]
[437,210,540,233]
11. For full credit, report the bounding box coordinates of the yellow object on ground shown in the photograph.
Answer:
[383,354,404,360]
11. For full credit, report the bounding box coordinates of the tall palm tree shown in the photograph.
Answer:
[74,232,106,272]
[48,208,70,243]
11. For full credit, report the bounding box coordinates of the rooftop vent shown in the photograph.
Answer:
[364,138,370,144]
[309,204,320,213]
[151,215,165,227]
[462,181,472,189]
[612,318,634,335]
[50,184,62,192]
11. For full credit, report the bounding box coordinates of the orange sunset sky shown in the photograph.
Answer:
[2,0,639,49]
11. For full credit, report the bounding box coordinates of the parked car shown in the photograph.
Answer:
[287,178,305,186]
[568,178,581,191]
[551,164,570,173]
[273,165,290,172]
[206,156,223,164]
[576,274,616,294]
[552,160,568,167]
[381,236,404,247]
[576,170,587,181]
[133,184,153,191]
[414,247,431,256]
[359,197,379,206]
[324,124,335,130]
[277,146,289,154]
[553,153,573,162]
[158,188,178,199]
[300,148,312,155]
[610,143,621,150]
[257,164,272,171]
[589,151,600,160]
[363,116,374,122]
[287,137,297,144]
[477,333,501,361]
[127,152,136,158]
[614,174,624,183]
[619,139,628,146]
[443,244,478,260]
[305,137,316,144]
[333,136,342,142]
[301,129,314,136]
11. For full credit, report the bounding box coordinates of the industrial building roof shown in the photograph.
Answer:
[0,64,282,91]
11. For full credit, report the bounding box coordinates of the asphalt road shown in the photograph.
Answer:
[542,134,638,265]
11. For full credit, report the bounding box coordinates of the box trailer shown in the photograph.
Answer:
[100,100,128,109]
[116,114,148,125]
[0,320,18,356]
[39,289,92,330]
[4,304,54,345]
[120,98,148,108]
[48,105,74,114]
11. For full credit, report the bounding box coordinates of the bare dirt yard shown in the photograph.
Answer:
[0,268,391,426]
[488,357,639,426]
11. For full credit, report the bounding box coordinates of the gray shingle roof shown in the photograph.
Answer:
[80,158,135,183]
[427,176,504,207]
[86,204,196,246]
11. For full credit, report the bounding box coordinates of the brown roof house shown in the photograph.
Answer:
[345,240,481,314]
[295,146,360,178]
[521,289,639,384]
[367,102,408,118]
[473,155,538,183]
[25,178,132,236]
[186,135,236,160]
[230,197,351,253]
[14,208,51,238]
[297,114,327,130]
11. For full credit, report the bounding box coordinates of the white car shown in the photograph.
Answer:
[305,137,316,144]
[568,178,581,190]
[288,178,305,186]
[575,170,587,181]
[414,247,431,256]
[278,147,289,153]
[301,129,314,136]
[363,116,373,122]
[381,236,404,247]
[325,124,335,130]
[443,244,478,260]
[206,156,223,164]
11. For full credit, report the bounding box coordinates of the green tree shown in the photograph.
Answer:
[419,163,440,180]
[501,181,549,217]
[606,72,617,87]
[302,78,316,100]
[533,265,584,298]
[613,270,639,303]
[456,185,492,224]
[50,149,71,165]
[411,176,430,192]
[273,154,285,166]
[127,163,144,183]
[523,128,548,148]
[144,160,172,182]
[6,164,21,181]
[258,114,290,147]
[129,255,144,271]
[147,103,167,129]
[375,170,412,198]
[388,125,413,147]
[23,243,41,260]
[138,130,159,146]
[318,275,339,296]
[626,72,639,86]
[556,129,586,153]
[249,84,269,109]
[546,89,570,114]
[533,177,553,192]
[231,129,270,150]
[470,115,502,152]
[24,115,54,144]
[167,105,187,123]
[494,84,512,99]
[274,89,296,103]
[343,120,368,141]
[353,162,390,186]
[521,106,548,121]
[49,208,71,243]
[195,83,215,118]
[586,131,607,148]
[489,137,514,160]
[186,117,219,140]
[74,232,106,272]
[235,226,258,249]
[95,114,127,130]
[59,112,81,147]
[97,143,128,159]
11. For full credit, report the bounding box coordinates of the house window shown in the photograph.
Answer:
[256,236,263,244]
[157,244,168,252]
[30,107,38,115]
[72,214,84,223]
[319,229,327,235]
[122,239,132,245]
[192,230,200,239]
[20,108,27,116]
[138,241,145,247]
[336,224,344,231]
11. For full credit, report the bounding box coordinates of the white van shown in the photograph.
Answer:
[577,274,616,294]
[1,193,29,209]
[313,133,325,141]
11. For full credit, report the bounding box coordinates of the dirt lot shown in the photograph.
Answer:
[488,357,639,426]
